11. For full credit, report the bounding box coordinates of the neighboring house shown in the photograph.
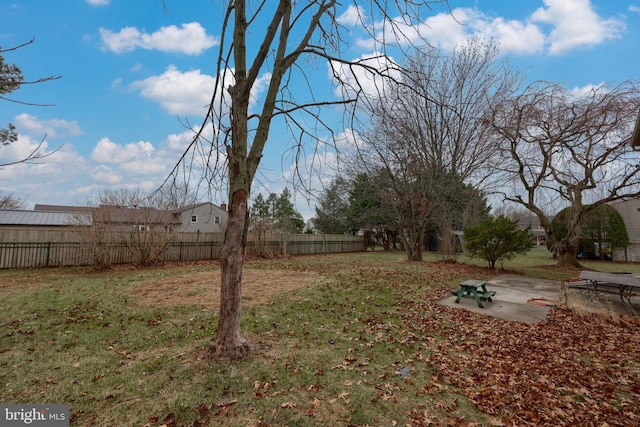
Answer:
[35,204,179,232]
[174,203,227,233]
[0,209,92,229]
[32,202,227,233]
[0,209,92,242]
[517,215,547,246]
[609,198,640,262]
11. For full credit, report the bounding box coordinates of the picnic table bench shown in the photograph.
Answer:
[451,279,496,308]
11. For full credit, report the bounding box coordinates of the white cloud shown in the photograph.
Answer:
[130,65,217,115]
[355,2,620,58]
[531,0,624,55]
[90,165,121,184]
[131,65,270,116]
[85,136,179,186]
[13,114,82,138]
[329,53,401,100]
[99,22,218,55]
[470,16,545,55]
[630,5,640,14]
[166,130,195,152]
[568,82,606,98]
[90,137,154,164]
[352,8,469,51]
[86,0,109,6]
[418,8,545,55]
[404,9,476,50]
[337,5,364,26]
[0,129,209,208]
[0,134,50,166]
[111,77,123,89]
[0,137,90,206]
[363,8,544,56]
[99,27,140,53]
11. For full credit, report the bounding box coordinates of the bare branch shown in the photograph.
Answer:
[0,135,61,169]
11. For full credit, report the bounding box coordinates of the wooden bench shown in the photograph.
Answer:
[451,279,495,308]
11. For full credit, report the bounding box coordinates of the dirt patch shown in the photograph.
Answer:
[129,269,322,308]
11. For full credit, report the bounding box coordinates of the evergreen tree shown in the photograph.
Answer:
[0,51,23,145]
[464,215,533,269]
[250,193,270,218]
[314,177,351,234]
[552,204,628,260]
[274,188,304,233]
[250,188,304,233]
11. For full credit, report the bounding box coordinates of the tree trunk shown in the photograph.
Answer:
[206,189,253,361]
[556,239,582,268]
[401,227,424,261]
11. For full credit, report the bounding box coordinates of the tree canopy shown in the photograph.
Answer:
[313,177,351,234]
[486,80,640,267]
[0,49,23,147]
[251,188,304,233]
[346,39,512,260]
[551,204,629,260]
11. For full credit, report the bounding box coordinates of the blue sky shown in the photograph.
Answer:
[1,0,639,220]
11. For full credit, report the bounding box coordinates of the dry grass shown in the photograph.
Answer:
[1,252,638,426]
[562,281,623,324]
[128,268,321,308]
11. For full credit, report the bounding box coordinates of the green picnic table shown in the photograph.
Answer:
[451,279,496,308]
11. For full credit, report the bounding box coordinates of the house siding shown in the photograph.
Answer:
[176,203,227,233]
[610,198,640,262]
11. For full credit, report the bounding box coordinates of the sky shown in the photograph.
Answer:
[1,0,639,221]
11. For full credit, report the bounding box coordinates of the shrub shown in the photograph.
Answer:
[464,215,533,269]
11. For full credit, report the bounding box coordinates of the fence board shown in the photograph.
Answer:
[0,230,364,269]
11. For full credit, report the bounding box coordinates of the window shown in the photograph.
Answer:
[135,224,149,232]
[214,216,220,225]
[190,215,198,223]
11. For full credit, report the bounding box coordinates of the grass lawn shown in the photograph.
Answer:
[1,249,639,426]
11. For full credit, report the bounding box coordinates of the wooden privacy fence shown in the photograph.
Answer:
[0,231,365,269]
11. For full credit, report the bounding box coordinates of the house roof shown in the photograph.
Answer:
[174,202,226,214]
[34,203,181,225]
[34,204,91,213]
[518,215,541,226]
[0,209,91,226]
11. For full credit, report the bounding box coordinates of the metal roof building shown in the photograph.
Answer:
[0,209,91,227]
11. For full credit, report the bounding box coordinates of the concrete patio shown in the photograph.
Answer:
[440,274,639,322]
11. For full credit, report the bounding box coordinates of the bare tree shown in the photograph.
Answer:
[99,189,178,266]
[162,1,452,360]
[71,204,116,270]
[350,121,440,260]
[74,189,180,269]
[0,191,26,210]
[348,38,517,260]
[486,81,640,267]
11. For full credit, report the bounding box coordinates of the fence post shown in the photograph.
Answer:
[196,230,200,261]
[45,242,51,267]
